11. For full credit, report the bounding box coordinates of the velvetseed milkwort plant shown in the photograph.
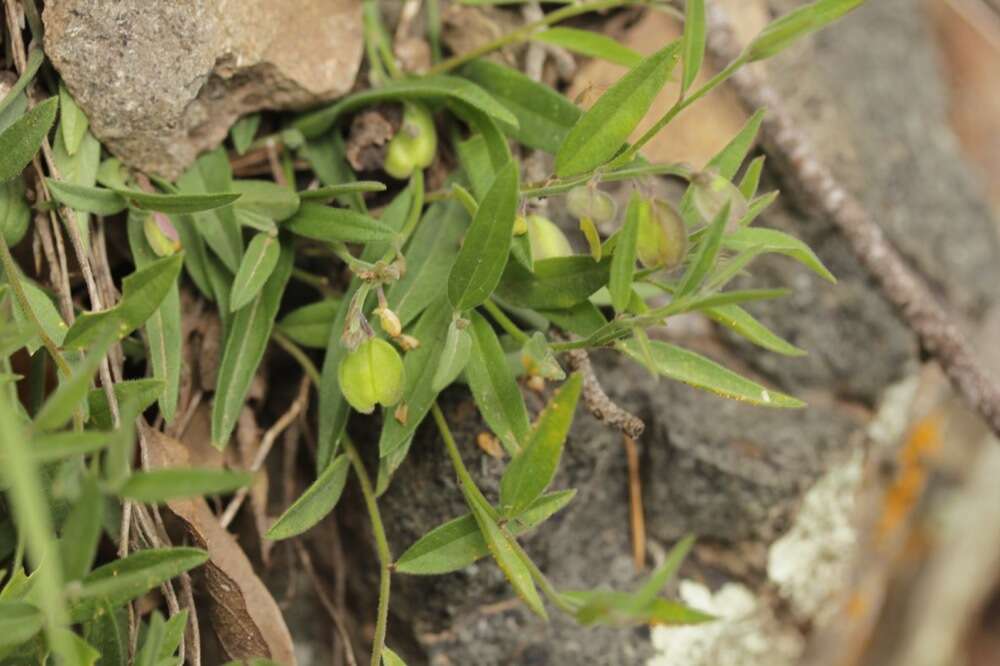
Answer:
[0,0,863,664]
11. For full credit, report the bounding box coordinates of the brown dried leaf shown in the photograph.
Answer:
[146,429,296,665]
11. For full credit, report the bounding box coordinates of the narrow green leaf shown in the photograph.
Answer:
[465,311,530,455]
[58,475,104,581]
[555,42,680,177]
[157,610,189,661]
[496,256,611,310]
[284,202,395,243]
[745,0,864,61]
[680,0,706,94]
[135,611,166,666]
[52,125,100,248]
[63,253,185,350]
[230,114,261,155]
[500,373,582,515]
[609,193,641,313]
[704,303,806,356]
[737,155,766,200]
[675,201,729,298]
[460,59,581,154]
[448,160,519,310]
[118,469,252,502]
[0,96,58,184]
[382,647,407,666]
[266,454,350,540]
[58,83,90,157]
[87,379,163,430]
[724,227,836,282]
[46,180,126,215]
[113,188,241,215]
[466,493,547,618]
[70,548,208,623]
[621,338,804,407]
[31,431,112,463]
[0,600,43,650]
[230,234,280,312]
[706,109,765,180]
[34,327,115,431]
[5,279,69,355]
[295,75,518,138]
[212,241,293,448]
[535,28,642,67]
[0,48,44,119]
[82,601,127,666]
[277,299,341,349]
[431,318,472,392]
[231,179,300,223]
[176,149,243,272]
[395,490,575,575]
[299,181,387,200]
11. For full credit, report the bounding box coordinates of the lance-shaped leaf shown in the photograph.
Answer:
[212,240,294,448]
[230,113,261,155]
[113,188,241,214]
[0,601,44,650]
[609,193,641,313]
[448,160,519,310]
[396,490,575,576]
[285,202,395,243]
[621,338,804,407]
[277,299,341,349]
[46,179,126,215]
[230,233,281,312]
[0,48,43,118]
[0,96,58,184]
[723,226,836,283]
[432,317,472,392]
[675,201,729,298]
[706,108,765,180]
[82,601,127,666]
[118,469,253,502]
[704,303,806,356]
[295,75,517,138]
[87,378,163,430]
[177,149,244,272]
[231,179,300,223]
[495,256,611,310]
[59,474,104,582]
[680,0,706,95]
[33,326,115,431]
[500,373,582,516]
[555,42,680,177]
[745,0,864,61]
[534,28,641,67]
[31,431,112,463]
[63,253,184,350]
[465,310,530,455]
[266,454,350,540]
[58,83,90,156]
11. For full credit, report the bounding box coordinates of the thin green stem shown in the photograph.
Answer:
[426,0,442,63]
[345,436,392,666]
[501,524,577,614]
[272,331,322,387]
[290,268,336,298]
[522,162,693,199]
[431,402,499,519]
[363,0,401,81]
[426,0,639,76]
[483,299,530,345]
[394,169,425,247]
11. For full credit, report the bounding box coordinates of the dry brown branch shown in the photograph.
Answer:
[565,348,645,438]
[704,2,1000,438]
[622,434,646,571]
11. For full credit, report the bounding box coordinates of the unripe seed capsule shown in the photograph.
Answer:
[637,199,688,270]
[143,212,180,257]
[691,172,747,229]
[384,102,438,180]
[338,338,405,414]
[566,186,617,224]
[526,215,573,260]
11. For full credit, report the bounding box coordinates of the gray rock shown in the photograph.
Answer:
[43,0,363,178]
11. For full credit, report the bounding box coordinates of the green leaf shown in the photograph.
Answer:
[82,601,127,666]
[0,48,44,119]
[135,611,166,666]
[466,492,547,618]
[706,109,764,180]
[496,256,611,310]
[176,149,244,273]
[680,0,706,95]
[231,179,300,223]
[52,126,101,248]
[284,202,395,243]
[460,59,581,154]
[46,180,127,215]
[212,240,293,448]
[58,83,90,157]
[609,193,641,313]
[59,475,104,581]
[745,0,864,61]
[230,234,280,312]
[675,201,729,298]
[378,298,452,458]
[127,212,182,423]
[70,548,208,622]
[500,373,582,516]
[230,114,261,155]
[534,28,642,67]
[448,160,519,310]
[4,279,69,355]
[0,600,43,650]
[738,155,766,200]
[299,181,387,200]
[34,327,115,431]
[87,379,163,430]
[431,318,472,392]
[0,176,31,247]
[113,188,241,215]
[277,299,341,349]
[555,42,680,177]
[724,227,836,282]
[63,253,185,350]
[295,75,518,138]
[621,338,804,407]
[382,647,407,666]
[31,431,112,463]
[705,303,804,356]
[465,311,530,455]
[158,610,189,661]
[396,490,575,575]
[631,535,695,610]
[266,454,350,540]
[118,468,253,502]
[0,96,58,184]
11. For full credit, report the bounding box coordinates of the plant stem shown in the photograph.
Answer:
[483,299,530,345]
[426,0,639,76]
[521,162,693,199]
[426,0,442,63]
[345,436,392,666]
[431,402,500,519]
[272,331,322,387]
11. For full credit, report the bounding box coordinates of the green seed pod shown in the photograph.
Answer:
[338,337,405,414]
[526,215,573,260]
[0,178,31,247]
[143,212,180,257]
[384,102,438,180]
[691,171,747,228]
[637,198,688,270]
[566,185,617,224]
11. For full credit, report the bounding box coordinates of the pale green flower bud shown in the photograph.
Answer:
[526,215,573,260]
